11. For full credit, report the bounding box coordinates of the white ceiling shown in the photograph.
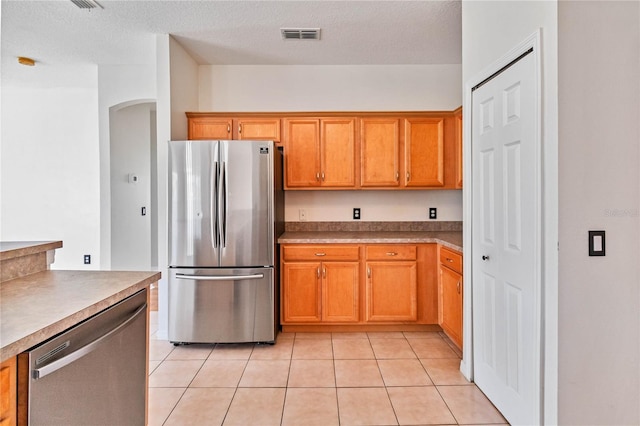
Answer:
[1,0,461,83]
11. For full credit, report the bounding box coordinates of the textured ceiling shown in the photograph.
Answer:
[1,0,461,83]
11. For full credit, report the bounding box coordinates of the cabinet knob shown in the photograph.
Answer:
[386,252,398,256]
[457,281,461,294]
[316,172,320,181]
[315,253,326,257]
[317,267,320,278]
[238,124,242,134]
[446,258,453,263]
[323,268,326,279]
[227,124,231,133]
[406,171,410,182]
[321,172,325,181]
[367,267,371,278]
[482,255,490,261]
[396,171,399,181]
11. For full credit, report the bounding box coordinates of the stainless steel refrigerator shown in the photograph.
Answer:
[168,140,283,344]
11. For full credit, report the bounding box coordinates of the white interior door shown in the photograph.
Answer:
[471,49,540,425]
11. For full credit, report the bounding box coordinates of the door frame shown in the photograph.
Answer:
[461,30,544,419]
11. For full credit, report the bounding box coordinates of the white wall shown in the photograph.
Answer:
[170,37,199,140]
[1,73,101,269]
[110,102,154,270]
[461,0,559,422]
[557,2,640,424]
[97,64,156,268]
[285,190,462,222]
[199,65,462,112]
[197,64,464,222]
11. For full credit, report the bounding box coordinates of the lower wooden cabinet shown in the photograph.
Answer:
[439,247,463,349]
[365,261,417,321]
[281,245,359,324]
[365,245,417,322]
[0,357,16,426]
[281,242,461,331]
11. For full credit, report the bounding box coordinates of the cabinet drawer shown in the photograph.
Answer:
[440,246,462,273]
[282,245,359,261]
[365,245,416,261]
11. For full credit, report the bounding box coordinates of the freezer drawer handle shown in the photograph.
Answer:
[32,303,147,380]
[176,273,265,281]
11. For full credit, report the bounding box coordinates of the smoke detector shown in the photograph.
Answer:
[70,0,104,9]
[281,28,321,40]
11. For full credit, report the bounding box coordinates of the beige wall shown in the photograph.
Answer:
[558,1,640,424]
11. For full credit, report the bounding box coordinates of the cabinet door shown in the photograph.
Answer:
[360,119,400,187]
[439,266,463,349]
[282,262,321,322]
[366,261,417,321]
[236,119,281,141]
[188,117,232,140]
[0,357,16,426]
[320,119,356,187]
[284,119,321,188]
[404,118,445,187]
[322,262,359,322]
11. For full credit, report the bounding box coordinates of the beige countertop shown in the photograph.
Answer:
[0,240,63,261]
[0,270,161,362]
[278,231,462,252]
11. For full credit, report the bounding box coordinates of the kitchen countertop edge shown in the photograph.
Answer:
[278,231,462,252]
[0,240,63,261]
[0,270,161,362]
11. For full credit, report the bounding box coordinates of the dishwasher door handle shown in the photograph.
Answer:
[176,273,264,281]
[33,303,147,380]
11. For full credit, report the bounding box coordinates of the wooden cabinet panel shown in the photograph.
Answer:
[0,357,16,426]
[237,119,280,141]
[321,119,356,187]
[404,118,445,187]
[322,262,359,322]
[439,265,463,349]
[282,262,321,322]
[188,117,232,140]
[282,245,359,261]
[365,245,417,261]
[454,109,463,189]
[366,261,417,321]
[360,119,400,187]
[284,119,321,187]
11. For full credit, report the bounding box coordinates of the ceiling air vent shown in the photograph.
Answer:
[70,0,104,9]
[281,28,321,41]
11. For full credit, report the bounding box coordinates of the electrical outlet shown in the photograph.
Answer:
[429,208,437,220]
[84,254,91,265]
[353,208,361,220]
[299,209,307,222]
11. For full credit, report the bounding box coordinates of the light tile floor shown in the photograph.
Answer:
[148,312,508,425]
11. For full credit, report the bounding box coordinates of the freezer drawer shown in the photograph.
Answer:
[168,267,276,344]
[24,289,147,426]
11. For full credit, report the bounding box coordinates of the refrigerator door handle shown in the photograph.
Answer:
[211,160,219,248]
[219,161,227,247]
[175,273,265,281]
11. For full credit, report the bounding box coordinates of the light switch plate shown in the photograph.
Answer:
[588,230,605,256]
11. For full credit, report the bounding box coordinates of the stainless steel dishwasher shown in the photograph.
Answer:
[23,288,147,425]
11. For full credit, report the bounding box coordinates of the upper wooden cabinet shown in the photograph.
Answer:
[188,117,233,140]
[404,118,445,187]
[284,118,356,189]
[186,114,280,141]
[186,111,463,190]
[360,119,400,187]
[236,118,281,141]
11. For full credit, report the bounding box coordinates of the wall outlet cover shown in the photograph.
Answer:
[429,208,437,219]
